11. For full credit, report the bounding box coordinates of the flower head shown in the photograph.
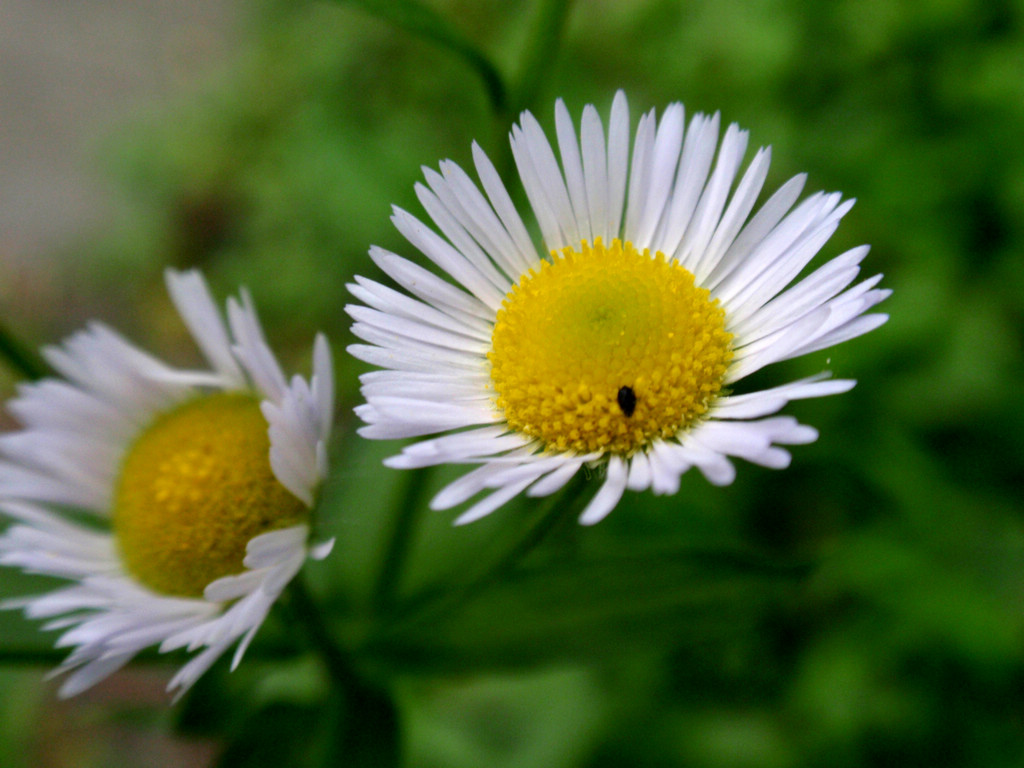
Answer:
[0,270,334,698]
[347,91,889,525]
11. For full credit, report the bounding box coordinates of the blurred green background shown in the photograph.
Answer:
[2,0,1023,765]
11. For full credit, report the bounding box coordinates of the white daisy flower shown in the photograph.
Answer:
[347,91,890,526]
[0,270,335,699]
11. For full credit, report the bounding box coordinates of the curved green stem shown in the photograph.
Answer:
[386,471,591,632]
[505,0,575,120]
[288,575,401,766]
[485,0,576,197]
[469,470,589,590]
[339,0,507,114]
[288,575,361,690]
[372,466,434,613]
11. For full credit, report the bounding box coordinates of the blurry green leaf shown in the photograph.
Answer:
[404,667,610,768]
[0,319,47,381]
[215,683,400,768]
[176,662,240,740]
[366,549,808,673]
[0,571,69,660]
[216,700,332,768]
[0,670,44,768]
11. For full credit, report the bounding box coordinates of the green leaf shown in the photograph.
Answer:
[216,701,333,768]
[0,571,69,662]
[365,549,808,673]
[214,684,400,768]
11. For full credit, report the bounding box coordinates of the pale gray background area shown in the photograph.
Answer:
[0,0,240,269]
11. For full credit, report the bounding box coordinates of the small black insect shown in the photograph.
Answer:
[616,385,637,418]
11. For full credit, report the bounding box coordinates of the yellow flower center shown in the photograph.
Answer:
[488,239,734,455]
[114,393,308,597]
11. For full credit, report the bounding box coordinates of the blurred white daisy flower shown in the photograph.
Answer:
[0,270,334,698]
[347,91,889,526]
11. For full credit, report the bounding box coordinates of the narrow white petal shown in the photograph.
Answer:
[370,246,493,322]
[647,441,690,495]
[347,276,491,341]
[415,180,516,289]
[526,458,585,497]
[579,455,628,525]
[580,103,609,243]
[432,159,532,280]
[227,292,288,400]
[705,173,807,292]
[625,451,653,492]
[647,111,714,257]
[726,307,831,383]
[623,109,657,241]
[391,208,507,310]
[712,375,855,419]
[165,269,246,386]
[516,108,580,248]
[678,122,749,275]
[430,457,533,510]
[732,246,869,342]
[633,103,686,247]
[555,98,592,239]
[606,90,630,237]
[725,198,854,323]
[787,311,889,358]
[471,142,538,276]
[347,304,488,354]
[347,342,485,375]
[690,144,770,283]
[348,322,487,367]
[453,476,537,525]
[57,652,135,699]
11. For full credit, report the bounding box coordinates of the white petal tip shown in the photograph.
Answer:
[310,538,335,560]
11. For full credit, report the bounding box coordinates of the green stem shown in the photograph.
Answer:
[485,0,576,187]
[470,470,589,590]
[371,466,434,613]
[388,471,591,631]
[340,0,507,114]
[0,319,46,381]
[287,575,401,766]
[505,0,575,119]
[288,575,360,690]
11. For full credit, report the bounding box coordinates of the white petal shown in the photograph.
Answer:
[392,208,507,310]
[579,455,628,525]
[165,269,246,386]
[526,458,586,497]
[453,477,538,525]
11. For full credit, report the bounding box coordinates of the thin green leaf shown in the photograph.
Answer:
[364,549,809,673]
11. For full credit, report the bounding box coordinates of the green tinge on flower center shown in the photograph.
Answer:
[114,393,308,597]
[488,239,734,455]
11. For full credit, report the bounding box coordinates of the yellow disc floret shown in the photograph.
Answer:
[488,239,733,455]
[114,393,308,597]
